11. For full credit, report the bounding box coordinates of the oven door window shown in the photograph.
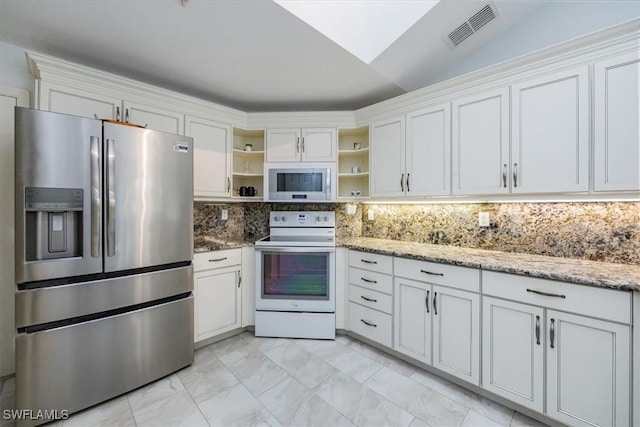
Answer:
[261,252,329,300]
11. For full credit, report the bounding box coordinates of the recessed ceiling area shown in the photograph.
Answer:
[0,0,637,112]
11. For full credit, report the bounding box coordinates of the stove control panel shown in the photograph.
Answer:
[269,211,335,227]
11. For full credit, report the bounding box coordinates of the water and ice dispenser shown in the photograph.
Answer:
[24,187,83,261]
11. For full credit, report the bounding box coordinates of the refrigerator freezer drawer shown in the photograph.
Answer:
[16,265,193,328]
[15,296,194,426]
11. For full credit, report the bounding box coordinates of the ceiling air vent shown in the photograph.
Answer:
[445,3,498,48]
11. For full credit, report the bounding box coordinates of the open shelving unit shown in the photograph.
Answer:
[232,128,265,200]
[338,126,370,199]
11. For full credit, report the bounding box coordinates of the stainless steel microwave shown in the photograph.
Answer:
[264,163,336,202]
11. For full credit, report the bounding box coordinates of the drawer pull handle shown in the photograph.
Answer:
[550,318,556,349]
[361,295,377,303]
[420,269,444,276]
[209,257,228,262]
[433,292,438,315]
[535,315,540,345]
[360,319,377,328]
[360,277,378,284]
[361,259,377,264]
[526,289,566,299]
[425,290,430,313]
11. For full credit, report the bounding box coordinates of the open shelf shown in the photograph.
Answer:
[338,172,370,178]
[232,128,265,198]
[338,126,370,199]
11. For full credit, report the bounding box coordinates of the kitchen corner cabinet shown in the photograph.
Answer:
[337,126,370,198]
[370,116,405,197]
[394,258,480,385]
[193,249,242,343]
[483,271,631,427]
[232,128,265,200]
[187,115,232,199]
[594,52,640,192]
[37,81,184,134]
[510,66,589,193]
[265,127,337,162]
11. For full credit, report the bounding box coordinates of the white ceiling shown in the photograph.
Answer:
[0,0,631,112]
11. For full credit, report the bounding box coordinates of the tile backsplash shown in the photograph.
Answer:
[194,201,640,265]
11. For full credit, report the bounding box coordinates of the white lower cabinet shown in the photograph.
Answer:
[193,249,242,343]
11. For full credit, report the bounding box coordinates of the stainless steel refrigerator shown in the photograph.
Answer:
[14,107,194,425]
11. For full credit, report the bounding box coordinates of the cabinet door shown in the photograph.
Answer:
[546,310,630,427]
[511,67,589,193]
[452,89,509,195]
[482,297,544,412]
[301,128,337,162]
[194,266,241,342]
[39,81,120,120]
[406,104,451,196]
[266,128,301,162]
[187,116,232,198]
[432,285,480,385]
[371,116,405,197]
[123,101,184,135]
[394,277,431,364]
[594,53,640,191]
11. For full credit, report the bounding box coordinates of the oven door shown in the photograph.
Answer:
[255,246,335,312]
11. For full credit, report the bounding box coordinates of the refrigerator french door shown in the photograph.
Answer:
[14,107,194,425]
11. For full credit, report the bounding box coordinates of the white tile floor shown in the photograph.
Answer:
[0,332,549,427]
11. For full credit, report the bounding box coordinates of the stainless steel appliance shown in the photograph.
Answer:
[14,108,194,425]
[255,211,335,339]
[264,163,336,202]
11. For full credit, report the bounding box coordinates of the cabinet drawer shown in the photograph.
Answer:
[193,249,242,272]
[349,267,393,295]
[348,302,392,347]
[349,251,393,274]
[349,284,392,314]
[482,271,631,324]
[394,257,480,292]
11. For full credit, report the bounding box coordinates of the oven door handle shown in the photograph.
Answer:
[254,246,335,253]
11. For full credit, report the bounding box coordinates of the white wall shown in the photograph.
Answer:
[0,40,34,101]
[433,1,640,83]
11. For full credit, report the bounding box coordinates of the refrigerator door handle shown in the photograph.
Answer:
[90,136,101,257]
[107,139,116,257]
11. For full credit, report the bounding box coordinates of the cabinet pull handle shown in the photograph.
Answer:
[420,269,444,276]
[406,173,410,192]
[301,137,305,152]
[124,108,130,123]
[360,277,378,284]
[296,137,300,153]
[526,289,566,299]
[238,270,242,288]
[209,257,228,262]
[502,164,507,188]
[535,315,540,345]
[361,295,377,303]
[513,163,518,188]
[360,319,377,328]
[227,177,231,193]
[116,106,121,121]
[433,292,438,315]
[425,290,430,313]
[550,318,555,349]
[361,259,377,264]
[400,173,404,191]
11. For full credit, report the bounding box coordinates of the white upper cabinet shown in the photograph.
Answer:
[187,115,232,198]
[123,101,184,135]
[266,128,336,162]
[39,81,121,120]
[371,116,406,197]
[511,66,589,193]
[406,104,451,196]
[594,52,640,192]
[452,88,510,195]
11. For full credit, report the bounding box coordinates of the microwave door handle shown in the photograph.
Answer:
[107,139,116,257]
[90,136,101,257]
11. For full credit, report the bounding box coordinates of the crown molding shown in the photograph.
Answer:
[247,111,356,129]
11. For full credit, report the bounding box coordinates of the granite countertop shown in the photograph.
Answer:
[193,237,247,253]
[338,237,640,292]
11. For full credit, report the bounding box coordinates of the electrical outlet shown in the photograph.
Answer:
[221,209,228,221]
[368,209,375,221]
[345,204,356,215]
[478,212,490,227]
